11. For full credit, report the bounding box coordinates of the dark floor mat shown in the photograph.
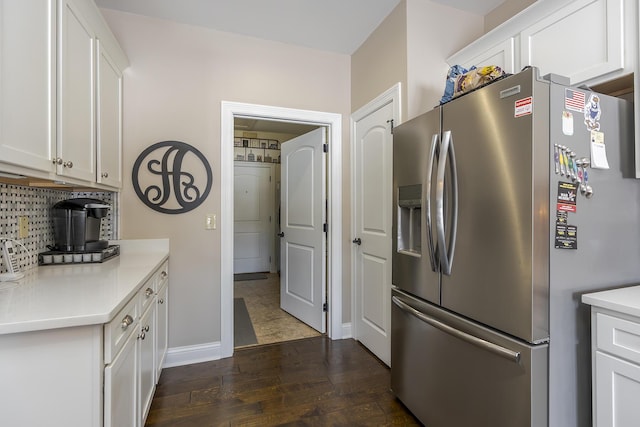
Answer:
[234,297,258,346]
[234,273,268,281]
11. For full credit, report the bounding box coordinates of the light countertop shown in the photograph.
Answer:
[582,285,640,318]
[0,239,169,335]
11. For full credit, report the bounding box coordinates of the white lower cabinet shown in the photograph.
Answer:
[595,350,640,426]
[156,282,169,380]
[102,262,169,427]
[139,302,156,425]
[584,306,640,427]
[105,328,139,427]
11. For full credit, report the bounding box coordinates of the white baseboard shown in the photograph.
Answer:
[163,341,222,368]
[341,322,352,339]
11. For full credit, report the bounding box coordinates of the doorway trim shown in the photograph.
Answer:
[221,101,343,358]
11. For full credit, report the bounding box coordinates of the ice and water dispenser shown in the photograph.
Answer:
[397,184,422,256]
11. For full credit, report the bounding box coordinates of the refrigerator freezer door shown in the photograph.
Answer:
[439,68,550,343]
[391,288,548,427]
[392,108,441,303]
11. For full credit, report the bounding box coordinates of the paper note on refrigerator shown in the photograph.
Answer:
[590,131,609,169]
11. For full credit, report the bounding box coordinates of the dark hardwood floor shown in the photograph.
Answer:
[145,336,421,426]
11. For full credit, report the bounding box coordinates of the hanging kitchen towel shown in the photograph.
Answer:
[453,65,506,98]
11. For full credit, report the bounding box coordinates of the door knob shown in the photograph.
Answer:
[277,232,285,237]
[352,238,362,245]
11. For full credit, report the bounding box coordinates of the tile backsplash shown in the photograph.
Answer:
[0,183,118,273]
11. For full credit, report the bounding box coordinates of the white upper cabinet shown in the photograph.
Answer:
[448,0,632,86]
[0,0,127,188]
[58,0,96,182]
[0,0,56,173]
[97,40,123,188]
[450,38,516,74]
[520,0,624,84]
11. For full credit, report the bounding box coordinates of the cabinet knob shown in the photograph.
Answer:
[101,172,109,178]
[160,271,168,279]
[144,325,150,332]
[53,157,63,165]
[145,287,154,297]
[63,160,73,168]
[121,314,134,329]
[138,331,146,340]
[158,298,164,304]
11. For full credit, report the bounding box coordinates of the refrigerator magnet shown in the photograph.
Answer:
[584,93,602,131]
[562,111,574,135]
[590,130,610,169]
[556,181,578,213]
[555,223,578,249]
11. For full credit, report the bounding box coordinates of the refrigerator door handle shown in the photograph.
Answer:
[425,133,439,272]
[392,295,521,363]
[435,130,458,276]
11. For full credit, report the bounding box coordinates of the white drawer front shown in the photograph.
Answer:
[156,260,169,289]
[596,312,640,364]
[139,276,156,313]
[104,295,138,364]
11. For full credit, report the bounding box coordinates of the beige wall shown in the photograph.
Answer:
[406,0,484,118]
[102,9,350,348]
[351,1,408,115]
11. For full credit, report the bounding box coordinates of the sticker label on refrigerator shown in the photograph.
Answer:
[556,181,578,212]
[590,130,610,169]
[514,96,533,117]
[584,93,602,131]
[565,88,585,113]
[555,223,577,249]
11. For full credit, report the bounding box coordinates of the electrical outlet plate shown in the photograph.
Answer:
[18,216,28,238]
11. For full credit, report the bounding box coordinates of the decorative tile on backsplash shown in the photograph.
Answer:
[0,184,119,273]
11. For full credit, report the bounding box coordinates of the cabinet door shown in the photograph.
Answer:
[595,351,640,426]
[96,40,122,188]
[520,0,623,84]
[0,0,56,172]
[448,38,516,74]
[139,303,156,426]
[105,329,138,427]
[155,283,168,381]
[58,0,96,182]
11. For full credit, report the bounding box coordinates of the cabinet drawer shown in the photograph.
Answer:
[156,261,169,289]
[596,312,640,364]
[104,295,138,364]
[139,276,156,313]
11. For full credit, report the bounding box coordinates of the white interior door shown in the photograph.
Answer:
[280,127,326,333]
[234,163,273,273]
[353,101,394,366]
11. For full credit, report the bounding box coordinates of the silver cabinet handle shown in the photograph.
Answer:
[144,325,150,332]
[145,287,154,297]
[53,157,63,165]
[121,314,134,330]
[160,271,167,279]
[158,298,165,304]
[352,238,362,245]
[63,160,73,168]
[392,295,521,363]
[101,172,109,178]
[138,331,146,340]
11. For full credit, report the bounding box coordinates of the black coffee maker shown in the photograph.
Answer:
[52,198,111,252]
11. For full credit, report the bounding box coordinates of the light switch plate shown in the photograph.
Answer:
[205,214,216,230]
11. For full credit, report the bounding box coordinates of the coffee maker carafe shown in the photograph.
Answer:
[52,198,110,252]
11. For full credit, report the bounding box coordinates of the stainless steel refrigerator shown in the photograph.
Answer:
[391,67,640,427]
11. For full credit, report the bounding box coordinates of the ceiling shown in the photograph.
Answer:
[95,0,506,55]
[95,0,506,134]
